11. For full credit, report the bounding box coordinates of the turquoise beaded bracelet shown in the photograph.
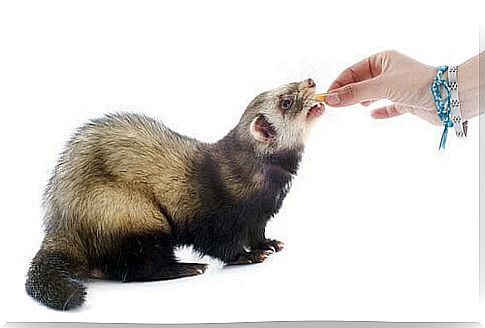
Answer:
[431,65,453,150]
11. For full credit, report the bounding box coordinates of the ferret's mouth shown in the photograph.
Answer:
[299,79,325,120]
[307,102,325,120]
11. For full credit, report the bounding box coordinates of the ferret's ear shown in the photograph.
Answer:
[250,115,276,143]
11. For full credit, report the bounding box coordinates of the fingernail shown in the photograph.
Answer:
[325,93,340,105]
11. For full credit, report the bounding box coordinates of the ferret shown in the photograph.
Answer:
[25,78,325,310]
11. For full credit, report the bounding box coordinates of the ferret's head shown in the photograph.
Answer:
[239,79,324,154]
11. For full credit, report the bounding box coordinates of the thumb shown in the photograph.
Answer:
[325,78,382,107]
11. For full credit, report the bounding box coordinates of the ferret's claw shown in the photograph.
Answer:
[257,239,285,253]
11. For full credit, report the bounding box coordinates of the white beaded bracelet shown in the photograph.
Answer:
[448,66,468,138]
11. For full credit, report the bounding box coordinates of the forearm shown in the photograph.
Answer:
[458,52,483,121]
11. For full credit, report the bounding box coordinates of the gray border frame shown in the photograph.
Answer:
[4,25,484,328]
[3,322,483,328]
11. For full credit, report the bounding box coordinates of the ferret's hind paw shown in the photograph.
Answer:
[179,262,208,275]
[122,262,208,282]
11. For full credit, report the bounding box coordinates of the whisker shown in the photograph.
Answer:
[62,291,77,311]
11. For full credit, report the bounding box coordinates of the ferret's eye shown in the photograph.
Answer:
[281,98,294,110]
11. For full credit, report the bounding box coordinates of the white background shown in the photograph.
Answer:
[0,0,482,325]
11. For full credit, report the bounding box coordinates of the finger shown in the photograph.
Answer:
[361,99,377,107]
[325,78,382,107]
[370,105,407,119]
[327,53,383,91]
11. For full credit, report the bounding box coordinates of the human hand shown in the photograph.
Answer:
[325,50,443,125]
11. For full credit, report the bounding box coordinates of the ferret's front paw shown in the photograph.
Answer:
[256,239,285,253]
[226,250,273,266]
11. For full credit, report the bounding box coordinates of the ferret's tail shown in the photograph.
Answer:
[25,247,87,311]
